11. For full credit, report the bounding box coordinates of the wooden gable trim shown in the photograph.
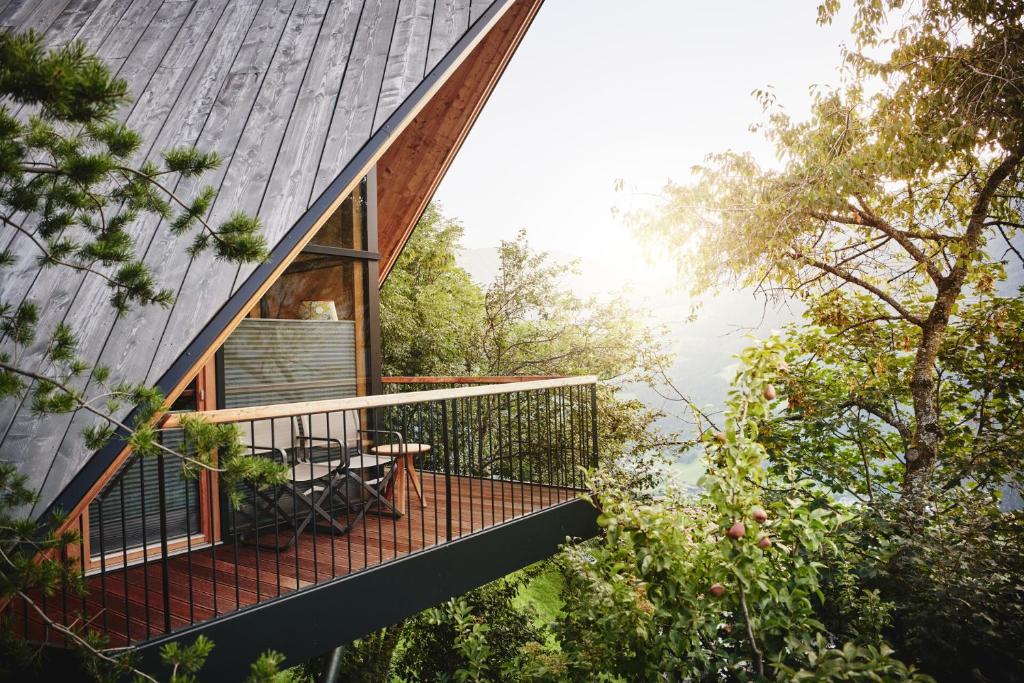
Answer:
[377,0,545,282]
[40,0,531,537]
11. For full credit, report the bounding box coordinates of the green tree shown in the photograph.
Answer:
[634,0,1023,500]
[380,204,484,377]
[394,573,545,682]
[553,338,930,682]
[632,2,1024,679]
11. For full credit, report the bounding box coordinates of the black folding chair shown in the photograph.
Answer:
[236,416,360,550]
[295,410,402,521]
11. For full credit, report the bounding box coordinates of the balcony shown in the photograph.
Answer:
[9,376,600,677]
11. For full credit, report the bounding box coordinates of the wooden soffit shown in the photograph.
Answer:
[376,0,544,282]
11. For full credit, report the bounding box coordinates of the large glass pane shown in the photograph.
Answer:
[260,254,363,321]
[309,178,367,250]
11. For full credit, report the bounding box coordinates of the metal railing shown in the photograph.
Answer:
[10,376,598,647]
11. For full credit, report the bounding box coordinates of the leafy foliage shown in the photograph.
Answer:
[380,204,485,377]
[394,573,546,682]
[832,492,1024,682]
[633,0,1024,498]
[551,339,930,682]
[381,205,678,492]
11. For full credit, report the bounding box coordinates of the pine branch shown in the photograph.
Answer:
[0,214,166,305]
[0,360,223,474]
[113,165,241,255]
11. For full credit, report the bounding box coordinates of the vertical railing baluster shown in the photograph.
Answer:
[442,400,452,542]
[341,410,352,575]
[77,515,87,632]
[374,408,384,566]
[590,383,599,468]
[468,397,476,533]
[268,417,279,598]
[489,395,498,527]
[292,416,301,588]
[310,414,319,584]
[156,451,172,634]
[96,498,109,636]
[138,455,151,639]
[568,386,577,494]
[526,391,534,512]
[559,386,568,500]
[559,386,567,499]
[404,405,413,558]
[118,479,131,642]
[545,389,554,508]
[388,407,398,562]
[431,400,440,546]
[231,423,249,612]
[252,458,262,604]
[583,384,591,482]
[578,384,586,486]
[182,439,195,626]
[516,391,525,516]
[327,410,337,577]
[355,414,367,571]
[59,542,68,643]
[553,387,562,501]
[578,384,586,488]
[207,468,218,619]
[416,401,426,551]
[502,393,512,520]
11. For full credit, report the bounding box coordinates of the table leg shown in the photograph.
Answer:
[407,457,425,508]
[393,457,408,516]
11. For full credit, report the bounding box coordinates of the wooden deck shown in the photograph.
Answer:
[15,475,577,647]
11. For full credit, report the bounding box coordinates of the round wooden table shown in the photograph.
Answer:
[368,443,429,515]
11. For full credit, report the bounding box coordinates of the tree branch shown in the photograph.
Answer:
[789,251,926,326]
[840,398,912,443]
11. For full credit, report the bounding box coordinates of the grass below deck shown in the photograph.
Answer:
[514,562,565,630]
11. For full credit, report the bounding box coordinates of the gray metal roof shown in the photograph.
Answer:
[0,0,502,518]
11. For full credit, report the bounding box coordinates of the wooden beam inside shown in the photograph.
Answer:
[376,0,544,281]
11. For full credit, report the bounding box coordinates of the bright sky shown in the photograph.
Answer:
[435,1,853,292]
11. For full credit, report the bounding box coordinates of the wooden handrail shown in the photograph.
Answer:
[162,375,598,428]
[381,375,563,385]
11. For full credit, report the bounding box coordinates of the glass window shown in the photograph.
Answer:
[260,254,364,322]
[224,177,375,407]
[88,384,200,559]
[308,178,367,251]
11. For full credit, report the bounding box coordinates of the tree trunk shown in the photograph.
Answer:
[903,145,1022,500]
[904,312,948,498]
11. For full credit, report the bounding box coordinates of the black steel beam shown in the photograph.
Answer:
[115,498,597,680]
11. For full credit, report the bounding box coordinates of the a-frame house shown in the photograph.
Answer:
[0,0,598,677]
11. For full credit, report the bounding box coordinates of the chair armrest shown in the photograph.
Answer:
[298,435,345,448]
[357,428,405,451]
